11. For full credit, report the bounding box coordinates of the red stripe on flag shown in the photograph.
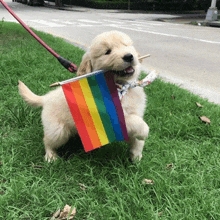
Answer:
[62,83,94,152]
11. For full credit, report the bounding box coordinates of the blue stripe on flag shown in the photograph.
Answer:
[95,73,124,141]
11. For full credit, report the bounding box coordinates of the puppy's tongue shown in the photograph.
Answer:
[124,66,134,74]
[113,66,135,77]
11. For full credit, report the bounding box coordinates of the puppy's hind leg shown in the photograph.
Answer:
[43,123,72,162]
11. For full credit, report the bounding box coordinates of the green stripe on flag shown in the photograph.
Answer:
[87,75,116,143]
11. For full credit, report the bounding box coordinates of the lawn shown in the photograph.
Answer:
[0,21,220,220]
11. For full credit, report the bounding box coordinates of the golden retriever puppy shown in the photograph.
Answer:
[18,31,149,162]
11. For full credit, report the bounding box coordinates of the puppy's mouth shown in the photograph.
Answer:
[112,66,135,78]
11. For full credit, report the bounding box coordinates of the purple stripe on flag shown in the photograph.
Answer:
[104,72,129,141]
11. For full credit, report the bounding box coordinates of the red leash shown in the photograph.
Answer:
[0,0,77,73]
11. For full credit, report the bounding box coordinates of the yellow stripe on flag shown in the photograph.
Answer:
[79,78,109,147]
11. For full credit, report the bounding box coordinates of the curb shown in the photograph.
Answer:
[206,20,220,27]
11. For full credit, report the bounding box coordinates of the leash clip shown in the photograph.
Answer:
[57,56,77,73]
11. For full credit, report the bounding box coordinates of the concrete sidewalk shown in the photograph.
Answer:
[157,12,220,27]
[207,20,220,27]
[46,3,220,27]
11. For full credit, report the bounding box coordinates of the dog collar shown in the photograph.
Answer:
[115,81,131,100]
[115,70,157,100]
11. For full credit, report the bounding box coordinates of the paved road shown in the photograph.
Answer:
[1,0,220,104]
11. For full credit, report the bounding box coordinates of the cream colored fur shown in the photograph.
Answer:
[18,31,149,162]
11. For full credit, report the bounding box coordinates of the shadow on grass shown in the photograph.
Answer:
[56,134,131,167]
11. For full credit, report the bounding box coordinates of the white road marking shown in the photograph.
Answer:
[104,23,121,28]
[77,24,94,27]
[51,19,60,22]
[29,20,65,27]
[78,19,102,24]
[103,19,124,24]
[122,20,163,26]
[103,24,220,45]
[51,19,76,25]
[62,21,76,25]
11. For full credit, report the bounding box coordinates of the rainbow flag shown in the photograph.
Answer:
[62,71,129,152]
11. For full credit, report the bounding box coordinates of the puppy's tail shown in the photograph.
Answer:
[18,81,43,107]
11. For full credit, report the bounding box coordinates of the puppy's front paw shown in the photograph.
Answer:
[45,150,57,162]
[130,152,143,162]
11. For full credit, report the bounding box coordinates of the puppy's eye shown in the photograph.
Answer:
[105,49,111,55]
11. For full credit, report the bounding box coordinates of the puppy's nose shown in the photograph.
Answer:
[123,53,134,63]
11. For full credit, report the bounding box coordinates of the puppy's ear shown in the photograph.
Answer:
[77,52,92,76]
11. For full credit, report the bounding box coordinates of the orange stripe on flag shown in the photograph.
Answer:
[62,83,94,152]
[70,81,102,149]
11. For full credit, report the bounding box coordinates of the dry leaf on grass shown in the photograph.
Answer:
[171,95,175,100]
[78,183,86,191]
[165,163,173,169]
[51,205,76,220]
[51,209,61,219]
[200,116,211,124]
[0,179,6,183]
[159,211,164,217]
[196,102,203,108]
[142,179,154,185]
[31,163,44,169]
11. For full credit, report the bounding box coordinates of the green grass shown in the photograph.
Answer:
[1,21,220,220]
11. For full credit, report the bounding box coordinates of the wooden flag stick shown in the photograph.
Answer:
[50,70,104,87]
[50,82,60,87]
[138,54,151,61]
[50,55,150,87]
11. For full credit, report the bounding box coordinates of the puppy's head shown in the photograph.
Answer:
[77,31,141,81]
